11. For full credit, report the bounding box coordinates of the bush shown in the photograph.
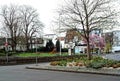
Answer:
[92,56,104,61]
[84,57,120,69]
[0,48,6,56]
[61,48,68,52]
[50,61,60,66]
[58,60,67,66]
[54,56,120,69]
[87,61,105,69]
[37,47,46,52]
[0,48,5,53]
[104,59,118,67]
[30,47,46,52]
[86,57,108,69]
[50,60,67,66]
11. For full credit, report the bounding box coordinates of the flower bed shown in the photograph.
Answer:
[50,56,120,69]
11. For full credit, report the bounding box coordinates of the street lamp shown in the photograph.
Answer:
[35,37,38,66]
[59,13,62,56]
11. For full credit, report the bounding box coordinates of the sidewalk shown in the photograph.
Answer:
[26,62,120,76]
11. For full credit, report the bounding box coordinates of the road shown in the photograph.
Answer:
[0,64,120,81]
[102,53,120,61]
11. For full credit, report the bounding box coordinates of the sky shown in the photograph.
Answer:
[0,0,120,35]
[0,0,64,34]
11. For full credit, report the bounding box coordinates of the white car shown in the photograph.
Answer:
[112,46,120,53]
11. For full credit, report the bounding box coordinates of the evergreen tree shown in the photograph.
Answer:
[56,39,60,52]
[46,40,54,52]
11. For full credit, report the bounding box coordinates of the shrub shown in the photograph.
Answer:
[0,48,5,53]
[50,61,60,66]
[0,48,5,56]
[30,47,46,52]
[104,59,118,67]
[50,56,120,69]
[58,60,67,66]
[89,61,105,69]
[61,48,68,52]
[37,47,46,52]
[92,56,104,61]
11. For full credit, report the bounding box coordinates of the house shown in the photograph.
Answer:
[65,28,103,54]
[103,30,120,53]
[43,34,56,47]
[43,34,65,48]
[0,37,44,51]
[16,38,44,51]
[109,30,120,52]
[112,30,120,46]
[65,28,81,48]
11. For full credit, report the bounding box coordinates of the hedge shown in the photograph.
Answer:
[0,55,86,65]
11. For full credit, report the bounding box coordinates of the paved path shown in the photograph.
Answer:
[0,64,120,81]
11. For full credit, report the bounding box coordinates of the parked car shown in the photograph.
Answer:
[112,46,120,53]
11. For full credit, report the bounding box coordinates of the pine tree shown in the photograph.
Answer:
[46,40,54,52]
[56,39,60,52]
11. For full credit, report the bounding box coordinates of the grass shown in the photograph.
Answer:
[16,52,68,57]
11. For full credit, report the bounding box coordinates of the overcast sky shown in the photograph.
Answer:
[0,0,65,34]
[0,0,120,35]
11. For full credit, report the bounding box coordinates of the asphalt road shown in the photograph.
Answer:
[102,53,120,61]
[0,64,120,81]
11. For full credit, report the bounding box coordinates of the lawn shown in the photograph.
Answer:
[16,52,68,57]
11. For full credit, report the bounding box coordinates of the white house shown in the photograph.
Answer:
[112,30,120,52]
[43,34,65,48]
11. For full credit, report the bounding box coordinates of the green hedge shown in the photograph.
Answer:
[29,47,68,52]
[0,55,87,65]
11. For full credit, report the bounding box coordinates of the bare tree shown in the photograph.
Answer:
[0,4,22,51]
[58,0,118,60]
[19,5,44,51]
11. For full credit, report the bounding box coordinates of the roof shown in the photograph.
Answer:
[44,34,56,36]
[56,37,65,41]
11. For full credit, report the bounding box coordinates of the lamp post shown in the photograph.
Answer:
[59,13,62,56]
[35,37,38,66]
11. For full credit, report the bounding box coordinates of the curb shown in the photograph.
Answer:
[26,66,120,76]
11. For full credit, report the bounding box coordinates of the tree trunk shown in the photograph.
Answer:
[11,39,16,52]
[26,42,30,51]
[86,38,91,60]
